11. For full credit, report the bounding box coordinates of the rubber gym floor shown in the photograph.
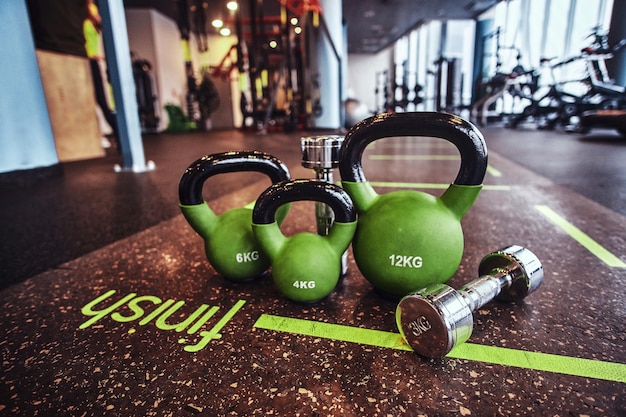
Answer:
[1,122,625,416]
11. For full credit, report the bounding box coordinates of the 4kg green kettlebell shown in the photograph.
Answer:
[179,151,291,281]
[338,112,488,297]
[252,179,357,303]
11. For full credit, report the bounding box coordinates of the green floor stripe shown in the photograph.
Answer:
[368,142,456,149]
[254,314,412,351]
[535,205,626,267]
[369,155,460,160]
[368,154,502,179]
[254,314,626,383]
[448,343,626,383]
[369,181,510,191]
[486,164,502,177]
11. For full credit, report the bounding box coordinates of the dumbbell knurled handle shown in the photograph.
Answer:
[458,271,511,312]
[314,170,335,235]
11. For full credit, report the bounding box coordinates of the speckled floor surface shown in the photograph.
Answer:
[1,126,625,416]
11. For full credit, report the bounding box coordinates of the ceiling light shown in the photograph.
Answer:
[220,27,231,36]
[212,19,224,28]
[227,1,238,11]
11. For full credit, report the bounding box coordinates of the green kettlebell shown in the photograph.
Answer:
[338,112,488,297]
[179,151,291,281]
[252,179,357,303]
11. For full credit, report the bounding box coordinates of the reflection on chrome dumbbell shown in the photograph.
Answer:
[396,245,543,358]
[301,135,349,276]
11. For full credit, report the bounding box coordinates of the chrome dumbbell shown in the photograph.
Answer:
[301,135,349,276]
[396,245,543,358]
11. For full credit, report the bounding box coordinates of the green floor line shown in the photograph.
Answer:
[449,343,626,383]
[368,154,502,178]
[367,142,456,149]
[255,314,412,351]
[535,205,626,268]
[369,155,460,160]
[254,314,626,384]
[366,139,458,152]
[369,181,510,191]
[486,164,502,177]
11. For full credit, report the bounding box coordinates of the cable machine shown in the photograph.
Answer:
[230,0,324,132]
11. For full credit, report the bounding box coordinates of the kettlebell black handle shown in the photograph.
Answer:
[253,179,356,225]
[339,112,488,186]
[179,151,291,206]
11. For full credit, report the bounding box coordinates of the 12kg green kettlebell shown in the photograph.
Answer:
[179,151,291,281]
[252,179,357,303]
[338,112,488,297]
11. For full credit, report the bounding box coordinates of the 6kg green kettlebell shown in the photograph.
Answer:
[179,151,291,281]
[252,179,357,303]
[338,112,488,297]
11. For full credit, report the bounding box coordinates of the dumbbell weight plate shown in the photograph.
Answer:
[478,245,543,302]
[396,283,474,358]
